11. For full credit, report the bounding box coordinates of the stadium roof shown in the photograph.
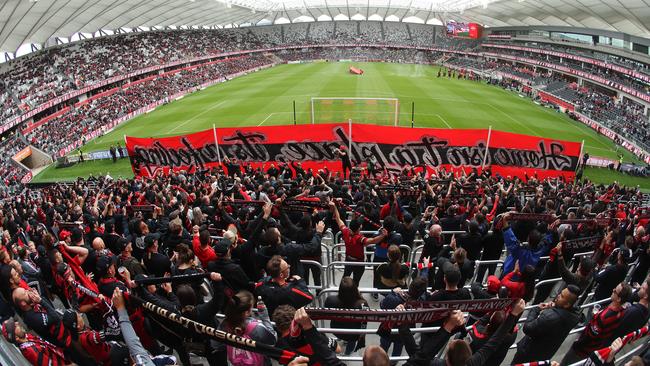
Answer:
[1,0,649,55]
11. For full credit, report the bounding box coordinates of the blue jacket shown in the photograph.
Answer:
[502,227,549,275]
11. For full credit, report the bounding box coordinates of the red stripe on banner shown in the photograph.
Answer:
[125,123,581,180]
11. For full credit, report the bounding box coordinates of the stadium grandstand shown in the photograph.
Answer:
[0,0,650,365]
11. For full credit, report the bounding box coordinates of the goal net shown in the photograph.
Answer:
[310,97,400,126]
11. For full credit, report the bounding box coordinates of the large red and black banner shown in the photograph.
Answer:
[125,123,581,179]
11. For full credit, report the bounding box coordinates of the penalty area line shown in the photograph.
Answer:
[258,113,275,126]
[436,114,452,129]
[169,100,226,133]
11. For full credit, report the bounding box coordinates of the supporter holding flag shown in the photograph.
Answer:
[112,288,177,366]
[501,212,551,276]
[467,309,518,366]
[61,308,128,366]
[378,277,428,361]
[11,286,95,365]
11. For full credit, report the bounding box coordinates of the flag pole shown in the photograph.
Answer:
[348,118,352,154]
[577,140,585,172]
[481,125,492,169]
[213,124,221,165]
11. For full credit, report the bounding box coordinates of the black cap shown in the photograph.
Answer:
[144,233,161,248]
[116,237,130,253]
[62,309,78,331]
[134,274,148,283]
[71,228,84,244]
[56,262,70,277]
[96,255,116,277]
[214,238,231,256]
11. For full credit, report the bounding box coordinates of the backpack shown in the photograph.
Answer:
[227,320,265,366]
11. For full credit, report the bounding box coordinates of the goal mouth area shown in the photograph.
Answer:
[310,97,400,126]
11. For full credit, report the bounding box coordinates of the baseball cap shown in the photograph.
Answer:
[59,230,71,241]
[71,228,84,244]
[144,233,161,248]
[62,309,78,331]
[214,238,231,256]
[116,237,130,253]
[487,275,501,294]
[96,255,116,277]
[134,274,148,283]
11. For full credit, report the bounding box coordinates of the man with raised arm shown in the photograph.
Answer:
[330,200,387,285]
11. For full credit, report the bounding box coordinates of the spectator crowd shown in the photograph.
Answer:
[0,161,648,365]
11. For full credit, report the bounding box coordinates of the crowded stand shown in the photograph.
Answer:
[23,55,273,157]
[486,41,650,77]
[0,5,649,364]
[0,161,649,365]
[358,22,384,44]
[335,22,359,42]
[569,88,650,151]
[0,21,647,197]
[481,46,650,99]
[382,23,411,45]
[277,48,441,64]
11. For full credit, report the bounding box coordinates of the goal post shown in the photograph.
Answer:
[310,97,400,126]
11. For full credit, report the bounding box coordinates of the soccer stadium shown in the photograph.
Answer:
[1,0,650,365]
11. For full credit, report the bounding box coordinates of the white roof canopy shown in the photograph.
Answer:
[1,0,649,54]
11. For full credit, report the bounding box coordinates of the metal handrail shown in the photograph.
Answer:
[326,260,413,288]
[300,260,326,296]
[469,259,505,284]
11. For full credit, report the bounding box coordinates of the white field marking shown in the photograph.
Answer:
[436,114,453,129]
[258,113,275,126]
[486,102,540,136]
[169,100,226,133]
[585,145,614,152]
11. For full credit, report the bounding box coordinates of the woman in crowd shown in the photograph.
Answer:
[375,245,410,291]
[220,290,277,366]
[324,276,369,355]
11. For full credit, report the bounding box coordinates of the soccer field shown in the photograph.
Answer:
[33,61,650,188]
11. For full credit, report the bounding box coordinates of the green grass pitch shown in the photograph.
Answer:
[33,62,650,189]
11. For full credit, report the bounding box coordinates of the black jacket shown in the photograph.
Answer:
[457,232,483,261]
[593,264,627,300]
[480,230,504,261]
[207,258,253,294]
[513,305,581,363]
[255,277,313,315]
